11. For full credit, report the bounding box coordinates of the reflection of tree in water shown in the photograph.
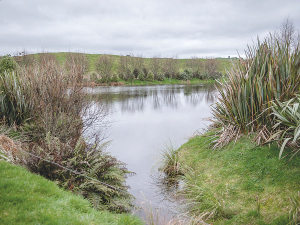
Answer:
[184,85,216,107]
[88,84,216,113]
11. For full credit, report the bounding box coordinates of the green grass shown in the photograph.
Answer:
[38,52,232,74]
[178,132,300,224]
[0,160,143,225]
[118,78,216,86]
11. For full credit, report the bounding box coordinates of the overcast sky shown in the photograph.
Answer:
[0,0,299,58]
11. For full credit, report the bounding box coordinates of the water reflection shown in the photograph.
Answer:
[86,84,216,114]
[84,84,216,223]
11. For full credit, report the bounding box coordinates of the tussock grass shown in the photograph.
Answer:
[0,160,143,225]
[157,143,183,178]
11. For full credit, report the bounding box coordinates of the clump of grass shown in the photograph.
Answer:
[179,168,233,221]
[158,143,183,178]
[0,71,31,125]
[135,192,160,225]
[288,192,300,224]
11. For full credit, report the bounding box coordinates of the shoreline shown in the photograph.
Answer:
[83,78,217,87]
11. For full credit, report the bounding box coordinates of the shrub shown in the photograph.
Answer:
[269,95,300,159]
[119,72,125,80]
[100,74,111,83]
[155,73,165,81]
[0,55,18,74]
[210,71,222,80]
[65,53,89,83]
[124,69,134,82]
[133,68,139,79]
[0,55,134,214]
[137,71,145,81]
[96,55,113,81]
[110,73,119,82]
[146,70,154,82]
[212,35,300,149]
[142,67,148,77]
[164,71,171,79]
[204,58,219,78]
[22,133,134,213]
[178,68,193,80]
[89,71,99,82]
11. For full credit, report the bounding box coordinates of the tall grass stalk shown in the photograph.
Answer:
[0,71,31,125]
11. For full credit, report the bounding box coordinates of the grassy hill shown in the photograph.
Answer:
[0,160,143,225]
[31,52,233,74]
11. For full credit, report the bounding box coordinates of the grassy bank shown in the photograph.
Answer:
[0,160,142,225]
[177,132,300,224]
[47,52,232,74]
[121,78,216,86]
[90,78,217,87]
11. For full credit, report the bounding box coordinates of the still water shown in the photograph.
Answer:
[85,84,216,222]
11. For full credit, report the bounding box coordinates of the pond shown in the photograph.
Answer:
[85,84,216,223]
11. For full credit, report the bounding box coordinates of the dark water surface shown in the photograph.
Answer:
[85,84,216,222]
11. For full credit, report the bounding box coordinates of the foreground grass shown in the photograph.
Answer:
[178,132,300,224]
[0,160,143,225]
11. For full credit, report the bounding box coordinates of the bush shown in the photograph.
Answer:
[96,55,113,81]
[100,74,111,83]
[89,71,99,82]
[142,67,148,77]
[204,58,219,78]
[164,71,171,79]
[0,55,18,74]
[155,73,165,81]
[269,95,300,159]
[0,55,135,214]
[137,71,145,81]
[65,53,89,83]
[146,70,154,81]
[5,59,95,143]
[178,68,193,80]
[110,73,119,82]
[133,68,139,79]
[124,69,134,82]
[22,133,134,213]
[210,71,222,80]
[212,34,300,148]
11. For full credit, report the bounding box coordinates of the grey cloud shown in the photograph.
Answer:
[0,0,299,58]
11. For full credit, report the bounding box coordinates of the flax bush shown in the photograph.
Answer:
[269,95,300,159]
[212,35,300,148]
